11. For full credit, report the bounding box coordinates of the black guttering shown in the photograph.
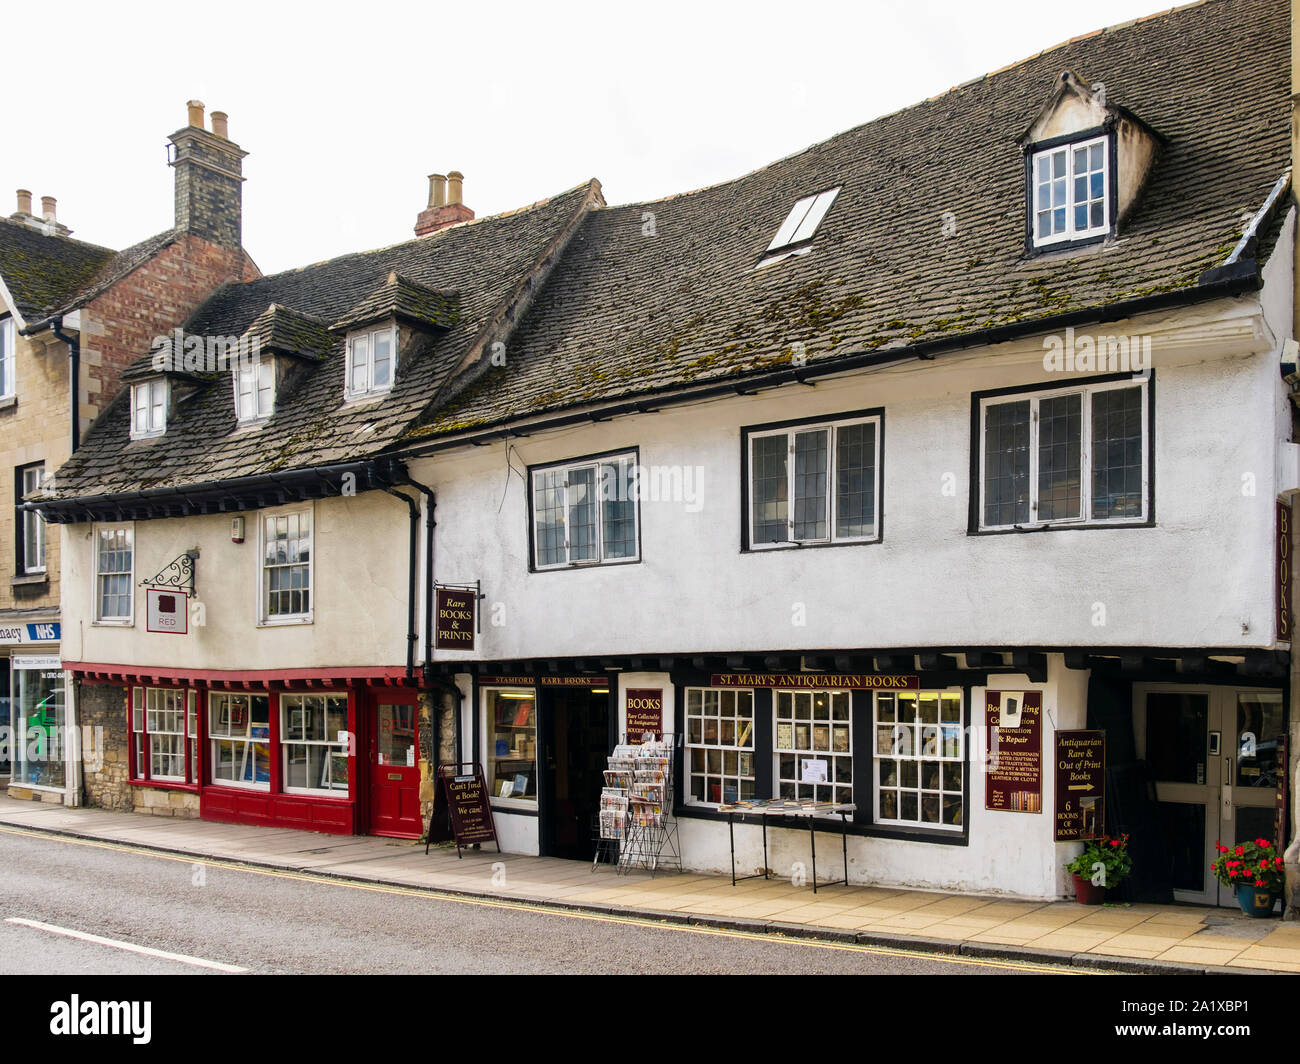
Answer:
[31,456,409,524]
[51,316,80,455]
[397,262,1263,457]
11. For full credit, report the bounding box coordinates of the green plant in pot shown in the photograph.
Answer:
[1212,838,1284,917]
[1065,834,1132,904]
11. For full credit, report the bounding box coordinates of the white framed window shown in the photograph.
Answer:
[874,690,963,830]
[280,693,350,795]
[685,688,755,805]
[531,451,638,569]
[747,414,880,548]
[130,378,168,439]
[131,687,196,784]
[768,188,840,252]
[234,357,275,423]
[94,525,133,624]
[774,689,853,804]
[1031,134,1109,247]
[208,693,270,789]
[0,317,15,399]
[344,325,396,399]
[978,376,1148,530]
[260,507,312,622]
[18,462,46,574]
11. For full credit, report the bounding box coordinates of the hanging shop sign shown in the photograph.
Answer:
[145,588,189,635]
[1278,501,1292,642]
[710,673,920,690]
[479,675,610,688]
[0,622,60,645]
[625,688,664,738]
[984,691,1043,813]
[1054,730,1106,841]
[435,587,477,650]
[435,762,500,858]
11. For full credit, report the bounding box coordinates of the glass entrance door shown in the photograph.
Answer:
[1134,686,1285,907]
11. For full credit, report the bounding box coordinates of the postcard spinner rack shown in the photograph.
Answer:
[598,732,682,877]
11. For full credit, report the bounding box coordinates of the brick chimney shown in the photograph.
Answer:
[415,169,474,236]
[168,99,247,249]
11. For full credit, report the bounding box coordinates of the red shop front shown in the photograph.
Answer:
[69,663,428,838]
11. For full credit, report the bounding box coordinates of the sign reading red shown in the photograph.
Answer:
[435,587,476,650]
[625,688,664,738]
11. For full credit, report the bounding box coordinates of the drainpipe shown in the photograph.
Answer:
[51,316,79,454]
[383,488,420,679]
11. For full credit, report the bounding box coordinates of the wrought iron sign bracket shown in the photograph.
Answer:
[140,548,199,593]
[435,579,483,633]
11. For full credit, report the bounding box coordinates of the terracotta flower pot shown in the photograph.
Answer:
[1234,884,1278,918]
[1072,873,1106,905]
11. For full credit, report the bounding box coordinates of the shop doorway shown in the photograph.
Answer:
[539,687,612,860]
[368,694,422,838]
[1134,686,1285,906]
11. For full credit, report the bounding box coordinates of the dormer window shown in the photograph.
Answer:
[344,325,396,399]
[1030,134,1109,248]
[130,379,168,439]
[758,187,840,267]
[234,357,275,423]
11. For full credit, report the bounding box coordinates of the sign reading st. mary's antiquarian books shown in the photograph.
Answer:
[1278,501,1292,642]
[1054,731,1106,842]
[626,688,664,738]
[433,762,499,858]
[984,691,1043,813]
[435,587,476,650]
[710,673,919,690]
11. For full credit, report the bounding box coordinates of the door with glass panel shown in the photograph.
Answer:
[368,695,421,837]
[1134,686,1285,907]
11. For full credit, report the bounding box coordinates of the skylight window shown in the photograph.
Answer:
[767,187,840,252]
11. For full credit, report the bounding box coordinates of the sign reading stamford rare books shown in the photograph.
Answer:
[435,588,475,650]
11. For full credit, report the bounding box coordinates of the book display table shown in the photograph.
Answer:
[717,800,855,893]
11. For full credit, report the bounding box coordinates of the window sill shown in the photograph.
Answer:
[530,557,642,574]
[489,799,538,816]
[204,782,271,794]
[971,519,1152,536]
[745,537,881,553]
[92,619,134,627]
[281,789,352,801]
[129,779,198,793]
[675,804,969,845]
[0,395,15,412]
[257,616,314,628]
[11,573,48,588]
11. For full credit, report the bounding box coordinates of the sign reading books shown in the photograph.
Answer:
[433,762,499,858]
[145,588,189,635]
[984,691,1042,813]
[435,588,476,650]
[1278,501,1292,642]
[1054,730,1106,841]
[625,688,663,738]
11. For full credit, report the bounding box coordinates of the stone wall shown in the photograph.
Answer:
[77,682,131,810]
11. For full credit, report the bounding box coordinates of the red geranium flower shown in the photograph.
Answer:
[1256,838,1271,848]
[1235,846,1245,856]
[1229,869,1238,877]
[1255,879,1267,887]
[1110,839,1120,847]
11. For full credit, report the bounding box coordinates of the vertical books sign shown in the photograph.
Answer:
[984,691,1042,813]
[1278,501,1292,642]
[435,587,475,650]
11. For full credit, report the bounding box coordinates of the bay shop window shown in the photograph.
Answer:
[684,684,966,835]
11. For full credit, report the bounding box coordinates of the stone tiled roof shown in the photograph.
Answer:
[409,0,1291,439]
[330,272,459,333]
[47,181,600,501]
[0,217,116,322]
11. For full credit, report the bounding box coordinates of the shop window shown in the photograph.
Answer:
[685,687,755,804]
[94,525,133,624]
[874,691,963,830]
[280,693,349,794]
[16,462,46,575]
[209,693,270,789]
[977,376,1148,530]
[11,657,66,788]
[745,413,881,549]
[261,508,312,623]
[530,451,639,569]
[485,688,536,801]
[774,690,853,804]
[131,687,197,784]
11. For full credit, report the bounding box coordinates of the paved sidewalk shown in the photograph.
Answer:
[0,795,1295,974]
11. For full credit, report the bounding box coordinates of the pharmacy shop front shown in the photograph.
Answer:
[2,621,75,806]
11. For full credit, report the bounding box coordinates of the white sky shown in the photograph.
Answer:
[1,0,1179,274]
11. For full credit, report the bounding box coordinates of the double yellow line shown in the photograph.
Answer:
[0,823,1089,974]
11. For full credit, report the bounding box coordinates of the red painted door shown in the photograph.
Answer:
[368,697,422,837]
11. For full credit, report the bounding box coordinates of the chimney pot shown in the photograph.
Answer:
[186,99,206,129]
[41,196,57,223]
[428,174,447,208]
[15,189,31,215]
[447,171,464,206]
[210,111,229,139]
